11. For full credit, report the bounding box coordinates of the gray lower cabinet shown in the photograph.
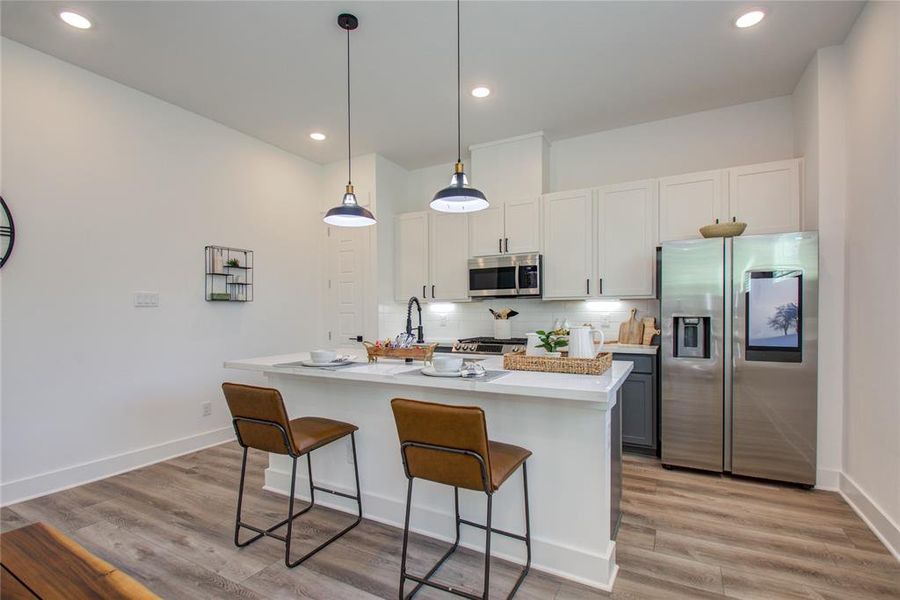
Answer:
[613,353,658,454]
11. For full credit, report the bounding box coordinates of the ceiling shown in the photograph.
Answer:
[1,1,863,169]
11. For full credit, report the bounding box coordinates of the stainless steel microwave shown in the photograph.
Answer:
[468,253,542,298]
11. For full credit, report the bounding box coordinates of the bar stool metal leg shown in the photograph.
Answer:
[232,433,363,569]
[398,459,532,600]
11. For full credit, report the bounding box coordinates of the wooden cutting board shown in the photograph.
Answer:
[620,308,644,344]
[642,317,661,345]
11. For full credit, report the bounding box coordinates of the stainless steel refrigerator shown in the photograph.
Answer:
[661,232,818,485]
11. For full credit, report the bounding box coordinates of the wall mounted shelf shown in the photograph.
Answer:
[205,245,253,302]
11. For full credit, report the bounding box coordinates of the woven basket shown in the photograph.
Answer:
[362,342,436,364]
[699,222,747,238]
[503,350,612,376]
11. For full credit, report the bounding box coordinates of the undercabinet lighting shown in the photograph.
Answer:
[471,86,491,98]
[309,132,327,141]
[584,300,622,311]
[60,11,92,29]
[428,303,456,314]
[734,10,765,28]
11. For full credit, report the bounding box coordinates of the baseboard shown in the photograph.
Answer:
[838,472,900,562]
[815,468,841,491]
[1,427,235,506]
[264,467,617,591]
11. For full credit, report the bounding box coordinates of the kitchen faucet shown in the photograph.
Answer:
[406,297,424,344]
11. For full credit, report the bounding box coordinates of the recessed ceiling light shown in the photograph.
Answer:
[734,10,765,28]
[471,86,491,98]
[309,132,327,141]
[59,11,92,29]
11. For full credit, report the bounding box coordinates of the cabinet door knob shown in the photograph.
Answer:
[586,278,590,294]
[422,285,426,298]
[499,238,502,253]
[599,278,603,294]
[505,238,509,253]
[432,284,435,298]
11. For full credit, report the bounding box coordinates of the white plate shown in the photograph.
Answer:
[300,355,356,367]
[421,366,462,378]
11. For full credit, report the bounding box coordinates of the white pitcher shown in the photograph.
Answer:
[568,326,597,359]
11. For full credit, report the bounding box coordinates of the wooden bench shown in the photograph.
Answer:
[1,522,159,599]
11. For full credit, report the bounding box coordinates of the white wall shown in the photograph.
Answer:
[550,96,795,191]
[839,0,900,557]
[792,54,820,231]
[791,46,848,490]
[0,40,324,503]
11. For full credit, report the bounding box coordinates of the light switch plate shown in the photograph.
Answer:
[133,292,159,307]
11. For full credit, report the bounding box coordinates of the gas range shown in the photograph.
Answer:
[435,337,528,355]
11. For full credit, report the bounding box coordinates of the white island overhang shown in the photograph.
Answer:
[225,351,632,591]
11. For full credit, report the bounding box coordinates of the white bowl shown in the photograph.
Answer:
[433,356,463,373]
[310,349,337,363]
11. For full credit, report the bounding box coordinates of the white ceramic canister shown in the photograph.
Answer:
[493,319,512,340]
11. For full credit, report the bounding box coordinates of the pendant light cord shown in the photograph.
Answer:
[347,25,352,185]
[456,0,461,163]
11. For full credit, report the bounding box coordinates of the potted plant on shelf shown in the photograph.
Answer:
[226,258,241,268]
[535,329,568,358]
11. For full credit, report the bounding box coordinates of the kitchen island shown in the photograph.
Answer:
[224,351,632,590]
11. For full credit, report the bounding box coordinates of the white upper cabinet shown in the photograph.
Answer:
[429,213,470,301]
[658,169,728,242]
[542,190,593,299]
[468,204,505,256]
[597,180,658,298]
[468,197,541,257]
[504,197,541,254]
[728,159,801,235]
[394,212,429,302]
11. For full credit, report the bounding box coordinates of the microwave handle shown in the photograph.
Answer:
[514,264,520,294]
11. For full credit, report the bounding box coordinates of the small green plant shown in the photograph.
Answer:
[226,258,240,267]
[535,329,568,353]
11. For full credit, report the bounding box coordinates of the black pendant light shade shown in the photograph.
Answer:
[323,13,376,227]
[430,162,489,212]
[430,0,488,213]
[324,184,376,227]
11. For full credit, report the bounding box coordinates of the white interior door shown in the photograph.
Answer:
[325,225,369,347]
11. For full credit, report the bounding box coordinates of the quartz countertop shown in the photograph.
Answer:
[600,343,659,355]
[225,349,632,407]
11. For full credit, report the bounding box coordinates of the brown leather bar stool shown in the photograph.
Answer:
[391,398,532,600]
[222,382,362,568]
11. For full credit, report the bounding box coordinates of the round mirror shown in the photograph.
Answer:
[1,197,14,269]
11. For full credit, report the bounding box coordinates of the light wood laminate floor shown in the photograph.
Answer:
[2,444,898,599]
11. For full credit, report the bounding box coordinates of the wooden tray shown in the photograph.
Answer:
[503,350,612,375]
[363,341,436,364]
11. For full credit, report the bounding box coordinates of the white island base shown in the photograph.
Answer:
[225,353,631,591]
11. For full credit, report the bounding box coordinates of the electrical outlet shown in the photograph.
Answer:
[202,401,212,417]
[133,292,159,307]
[439,315,448,327]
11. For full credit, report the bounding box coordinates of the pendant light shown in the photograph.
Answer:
[430,0,488,213]
[324,13,376,227]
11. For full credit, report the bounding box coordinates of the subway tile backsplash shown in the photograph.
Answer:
[378,298,660,343]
